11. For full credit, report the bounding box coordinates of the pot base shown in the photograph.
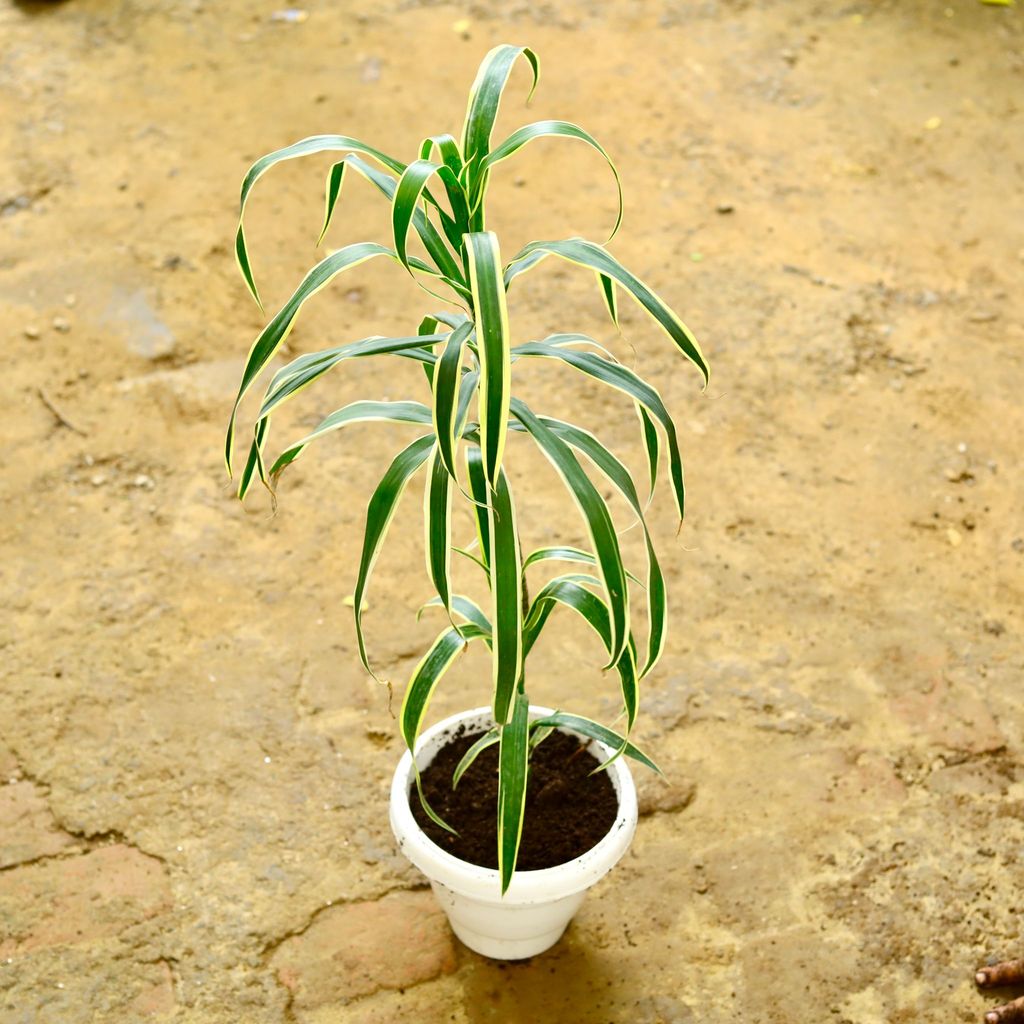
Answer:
[429,879,586,959]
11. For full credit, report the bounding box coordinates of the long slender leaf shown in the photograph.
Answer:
[452,727,499,788]
[529,712,661,775]
[465,446,492,580]
[465,232,511,489]
[261,334,446,419]
[488,466,523,725]
[353,435,435,678]
[225,241,396,475]
[393,159,465,272]
[497,691,530,894]
[461,45,540,226]
[337,154,469,295]
[539,417,667,681]
[510,397,629,667]
[423,447,454,617]
[523,546,643,586]
[431,322,475,479]
[400,626,469,835]
[235,135,404,308]
[418,594,492,638]
[522,575,638,731]
[317,160,348,246]
[269,400,432,482]
[484,120,622,240]
[512,336,687,520]
[504,238,709,387]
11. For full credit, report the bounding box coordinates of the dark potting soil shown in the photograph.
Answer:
[410,727,619,871]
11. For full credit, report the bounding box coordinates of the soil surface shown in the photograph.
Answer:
[411,728,618,870]
[1,1,1022,1023]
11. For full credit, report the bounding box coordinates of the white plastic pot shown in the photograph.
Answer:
[389,705,638,960]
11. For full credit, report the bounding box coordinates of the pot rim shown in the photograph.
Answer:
[389,704,638,904]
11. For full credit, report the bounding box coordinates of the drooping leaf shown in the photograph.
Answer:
[270,400,433,482]
[260,334,446,420]
[317,160,348,246]
[465,231,511,490]
[452,727,499,788]
[225,241,396,475]
[353,435,435,679]
[484,120,622,240]
[418,594,492,640]
[431,322,475,479]
[497,691,530,894]
[510,397,629,667]
[522,574,638,731]
[504,238,709,387]
[461,45,540,224]
[423,447,454,618]
[392,159,466,273]
[235,135,404,308]
[336,154,469,295]
[529,712,661,775]
[400,625,473,835]
[512,336,687,520]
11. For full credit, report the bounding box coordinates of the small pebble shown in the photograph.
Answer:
[90,473,107,487]
[715,202,735,214]
[24,325,41,340]
[64,293,77,307]
[946,527,963,547]
[270,8,308,22]
[52,316,71,333]
[133,473,155,489]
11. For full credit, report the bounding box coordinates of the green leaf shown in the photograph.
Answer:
[392,159,465,272]
[269,399,432,482]
[225,241,396,476]
[452,727,499,789]
[489,466,523,725]
[484,120,622,240]
[317,160,348,246]
[419,134,470,248]
[510,398,629,667]
[497,691,530,894]
[461,45,540,224]
[337,154,469,295]
[505,238,709,387]
[431,322,475,479]
[522,575,638,732]
[538,417,666,681]
[512,336,687,520]
[465,232,511,490]
[465,446,492,579]
[529,712,661,775]
[598,272,619,327]
[423,447,454,617]
[400,626,471,836]
[353,435,435,679]
[637,404,659,502]
[418,594,492,640]
[523,546,643,586]
[260,334,446,420]
[235,135,404,308]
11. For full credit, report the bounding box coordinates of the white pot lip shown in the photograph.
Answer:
[389,705,638,904]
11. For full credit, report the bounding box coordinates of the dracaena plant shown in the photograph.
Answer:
[225,44,709,894]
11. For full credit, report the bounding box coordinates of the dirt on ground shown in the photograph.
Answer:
[1,1,1022,1022]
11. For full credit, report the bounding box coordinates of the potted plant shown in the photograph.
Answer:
[225,43,709,960]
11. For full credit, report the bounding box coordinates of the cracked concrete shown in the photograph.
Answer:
[2,0,1023,1022]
